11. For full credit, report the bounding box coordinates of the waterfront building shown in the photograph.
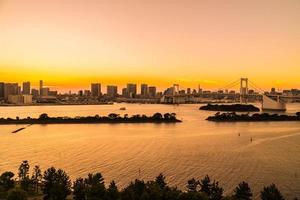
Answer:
[141,84,148,97]
[4,83,19,100]
[39,80,43,96]
[22,81,31,95]
[91,83,101,97]
[41,88,50,96]
[107,85,118,98]
[148,86,156,98]
[126,83,137,98]
[31,89,39,97]
[122,88,128,97]
[0,82,4,99]
[8,94,32,104]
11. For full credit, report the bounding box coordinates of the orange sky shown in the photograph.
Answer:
[0,0,299,92]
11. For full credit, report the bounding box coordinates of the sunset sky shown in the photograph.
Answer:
[0,0,299,92]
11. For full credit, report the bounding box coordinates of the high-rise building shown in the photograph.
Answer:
[39,80,43,96]
[4,83,19,100]
[126,83,137,98]
[91,83,101,97]
[148,86,156,98]
[141,84,148,97]
[107,85,118,98]
[187,88,191,95]
[0,82,4,99]
[42,88,50,96]
[31,89,39,97]
[22,81,31,95]
[122,88,127,97]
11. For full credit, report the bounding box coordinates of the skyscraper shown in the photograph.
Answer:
[148,86,157,98]
[39,80,43,96]
[126,83,137,98]
[0,82,4,99]
[141,84,148,97]
[4,83,19,100]
[22,81,31,95]
[91,83,101,97]
[107,85,118,98]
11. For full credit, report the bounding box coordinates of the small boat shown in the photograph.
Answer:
[120,107,126,110]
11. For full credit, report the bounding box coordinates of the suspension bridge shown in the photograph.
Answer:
[161,78,299,109]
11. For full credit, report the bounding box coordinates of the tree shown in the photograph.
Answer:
[0,172,15,191]
[6,188,28,200]
[18,160,31,191]
[210,181,223,200]
[187,178,199,192]
[31,165,42,193]
[42,167,71,200]
[105,181,119,200]
[152,113,163,120]
[84,173,106,200]
[233,181,252,200]
[155,173,167,189]
[73,178,86,200]
[200,175,212,195]
[39,113,49,119]
[260,184,284,200]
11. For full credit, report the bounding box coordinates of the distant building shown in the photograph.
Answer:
[148,86,156,98]
[122,88,128,97]
[84,90,91,96]
[78,90,83,96]
[4,83,19,100]
[22,81,31,95]
[107,85,118,98]
[0,82,4,99]
[31,89,39,97]
[187,88,191,94]
[48,90,58,96]
[127,83,137,98]
[8,94,32,104]
[39,80,43,96]
[41,88,49,96]
[141,84,148,97]
[91,83,101,97]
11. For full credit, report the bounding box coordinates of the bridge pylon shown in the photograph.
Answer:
[240,78,248,103]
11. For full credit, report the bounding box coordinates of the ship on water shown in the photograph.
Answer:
[261,95,286,111]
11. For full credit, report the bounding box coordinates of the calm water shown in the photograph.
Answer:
[0,103,300,199]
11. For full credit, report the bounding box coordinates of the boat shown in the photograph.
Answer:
[119,107,126,110]
[262,95,286,111]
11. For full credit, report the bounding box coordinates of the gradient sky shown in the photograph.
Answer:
[0,0,299,92]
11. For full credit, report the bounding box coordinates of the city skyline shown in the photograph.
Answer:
[1,0,300,90]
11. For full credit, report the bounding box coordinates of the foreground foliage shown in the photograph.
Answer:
[0,161,291,200]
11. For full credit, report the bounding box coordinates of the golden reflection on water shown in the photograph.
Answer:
[0,103,300,199]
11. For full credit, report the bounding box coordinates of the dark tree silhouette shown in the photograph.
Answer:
[105,181,119,200]
[187,178,199,192]
[73,178,86,200]
[84,173,106,199]
[18,160,30,191]
[210,181,223,200]
[0,172,15,191]
[42,167,71,200]
[39,113,49,119]
[155,173,167,189]
[260,184,284,200]
[31,165,42,193]
[233,181,252,200]
[6,188,27,200]
[200,175,212,195]
[152,113,163,120]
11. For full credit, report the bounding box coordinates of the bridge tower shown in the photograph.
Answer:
[240,78,248,103]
